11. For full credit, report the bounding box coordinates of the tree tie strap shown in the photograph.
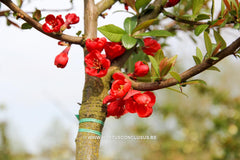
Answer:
[78,128,102,136]
[79,118,104,126]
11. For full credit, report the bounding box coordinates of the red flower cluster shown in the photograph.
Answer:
[54,46,70,68]
[165,0,180,8]
[103,73,156,118]
[142,37,161,56]
[42,13,79,33]
[85,38,126,77]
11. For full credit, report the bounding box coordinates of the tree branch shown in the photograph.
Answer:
[162,9,207,26]
[96,0,117,15]
[0,0,84,46]
[131,36,240,91]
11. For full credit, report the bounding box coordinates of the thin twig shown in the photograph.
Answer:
[0,0,84,46]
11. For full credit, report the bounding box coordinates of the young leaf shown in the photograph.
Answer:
[76,30,82,37]
[33,9,41,21]
[159,55,177,78]
[148,55,160,77]
[210,57,219,60]
[207,66,221,72]
[213,30,226,50]
[194,24,209,36]
[135,30,173,37]
[132,19,158,34]
[193,0,204,15]
[170,71,181,82]
[204,32,212,58]
[195,14,210,21]
[154,49,165,65]
[196,47,203,61]
[180,79,207,86]
[166,87,188,97]
[98,24,126,42]
[135,0,151,12]
[193,56,201,65]
[211,0,215,20]
[21,23,32,29]
[121,34,137,49]
[124,16,137,35]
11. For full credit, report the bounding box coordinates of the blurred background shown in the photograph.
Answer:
[1,0,240,160]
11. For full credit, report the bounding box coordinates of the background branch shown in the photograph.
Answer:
[0,0,84,46]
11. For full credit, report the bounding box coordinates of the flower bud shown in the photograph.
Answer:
[54,46,70,68]
[133,61,149,77]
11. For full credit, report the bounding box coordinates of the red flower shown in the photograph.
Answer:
[65,13,79,25]
[110,73,131,98]
[61,13,80,30]
[86,37,107,52]
[133,61,149,77]
[54,46,70,68]
[142,37,161,56]
[125,91,156,118]
[103,95,128,118]
[42,14,64,33]
[165,0,180,8]
[104,42,126,60]
[85,50,110,77]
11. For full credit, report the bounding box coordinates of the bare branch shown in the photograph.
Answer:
[0,0,84,46]
[131,36,240,91]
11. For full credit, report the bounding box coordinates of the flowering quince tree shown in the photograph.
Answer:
[1,0,240,159]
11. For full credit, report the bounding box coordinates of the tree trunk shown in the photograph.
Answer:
[75,73,110,160]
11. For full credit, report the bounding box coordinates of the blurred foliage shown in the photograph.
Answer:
[0,110,75,160]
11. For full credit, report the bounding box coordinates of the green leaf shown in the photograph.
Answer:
[211,0,215,20]
[193,0,204,15]
[180,79,207,86]
[195,14,210,21]
[210,57,219,60]
[124,16,138,35]
[148,55,160,77]
[170,71,181,82]
[121,34,137,49]
[98,24,126,42]
[196,47,203,61]
[137,38,145,47]
[154,49,165,64]
[213,30,226,50]
[204,32,212,58]
[21,23,32,29]
[194,24,209,36]
[193,56,201,65]
[132,19,158,34]
[135,30,173,37]
[166,87,188,97]
[76,30,82,37]
[135,0,151,12]
[207,66,220,72]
